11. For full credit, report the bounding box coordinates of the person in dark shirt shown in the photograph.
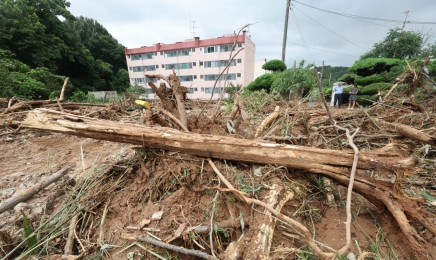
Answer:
[347,84,359,110]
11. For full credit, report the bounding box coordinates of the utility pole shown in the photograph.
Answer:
[393,10,409,58]
[281,0,291,62]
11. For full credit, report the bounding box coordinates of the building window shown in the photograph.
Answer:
[160,51,163,55]
[145,88,156,94]
[133,65,156,72]
[204,60,236,68]
[187,88,194,93]
[129,67,132,71]
[204,74,236,81]
[238,43,242,47]
[133,78,157,84]
[205,87,224,94]
[162,64,164,68]
[237,59,241,63]
[194,75,197,79]
[131,54,141,61]
[237,73,241,78]
[155,65,158,69]
[200,61,203,66]
[200,48,202,51]
[200,75,204,79]
[193,62,196,66]
[178,75,194,81]
[220,44,235,52]
[192,48,195,52]
[165,63,193,70]
[164,48,192,58]
[127,55,131,59]
[194,88,198,92]
[201,87,204,92]
[204,46,217,53]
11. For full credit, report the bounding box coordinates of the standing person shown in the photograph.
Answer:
[347,84,358,110]
[333,82,346,108]
[330,84,336,106]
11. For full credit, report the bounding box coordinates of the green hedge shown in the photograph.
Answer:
[354,75,385,86]
[360,83,393,95]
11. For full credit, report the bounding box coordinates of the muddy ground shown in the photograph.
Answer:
[2,97,434,260]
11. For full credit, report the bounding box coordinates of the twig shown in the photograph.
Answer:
[59,77,69,101]
[98,201,110,245]
[197,47,245,120]
[255,106,280,138]
[0,167,71,214]
[64,215,78,255]
[210,177,221,258]
[136,235,215,260]
[159,108,189,132]
[313,68,343,150]
[56,97,64,112]
[334,125,360,255]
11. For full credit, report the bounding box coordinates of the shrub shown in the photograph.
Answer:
[246,73,278,92]
[354,75,385,86]
[350,58,405,77]
[338,74,356,84]
[360,83,393,95]
[262,59,287,72]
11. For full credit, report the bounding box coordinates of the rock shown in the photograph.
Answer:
[14,202,30,213]
[138,218,151,228]
[0,211,11,218]
[151,211,164,220]
[18,183,27,190]
[1,188,15,197]
[5,137,14,142]
[30,206,44,215]
[347,252,356,260]
[20,175,32,182]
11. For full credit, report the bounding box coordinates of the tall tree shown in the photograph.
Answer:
[361,28,423,60]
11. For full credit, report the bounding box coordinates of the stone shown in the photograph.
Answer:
[151,211,164,220]
[14,202,30,213]
[1,188,15,197]
[30,206,44,215]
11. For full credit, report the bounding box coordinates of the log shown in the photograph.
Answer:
[243,184,294,260]
[20,109,410,176]
[254,106,280,139]
[376,119,436,145]
[0,167,71,214]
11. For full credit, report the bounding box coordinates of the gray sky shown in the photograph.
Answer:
[66,0,436,67]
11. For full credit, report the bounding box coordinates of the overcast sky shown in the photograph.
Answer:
[66,0,435,68]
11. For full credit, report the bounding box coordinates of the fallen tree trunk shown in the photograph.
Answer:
[0,167,71,214]
[21,109,410,175]
[375,119,436,145]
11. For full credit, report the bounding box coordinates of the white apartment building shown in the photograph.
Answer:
[124,31,255,100]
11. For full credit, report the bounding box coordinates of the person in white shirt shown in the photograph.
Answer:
[333,82,346,108]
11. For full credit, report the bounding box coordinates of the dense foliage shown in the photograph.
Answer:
[314,65,350,87]
[262,59,287,72]
[349,58,405,77]
[361,28,423,60]
[270,66,316,94]
[0,0,128,100]
[245,73,278,92]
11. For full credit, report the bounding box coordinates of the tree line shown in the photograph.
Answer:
[0,0,130,100]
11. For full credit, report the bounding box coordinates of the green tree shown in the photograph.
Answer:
[361,28,423,59]
[262,59,287,72]
[270,67,316,95]
[349,58,404,77]
[246,73,278,92]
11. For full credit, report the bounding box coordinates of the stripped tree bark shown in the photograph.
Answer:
[254,106,280,139]
[21,109,408,174]
[375,119,436,145]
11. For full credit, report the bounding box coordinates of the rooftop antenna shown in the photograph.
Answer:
[189,10,197,38]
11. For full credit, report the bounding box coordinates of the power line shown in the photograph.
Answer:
[290,9,316,62]
[288,42,360,57]
[294,1,436,25]
[295,6,369,51]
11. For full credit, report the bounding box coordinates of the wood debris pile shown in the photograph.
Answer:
[1,60,436,259]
